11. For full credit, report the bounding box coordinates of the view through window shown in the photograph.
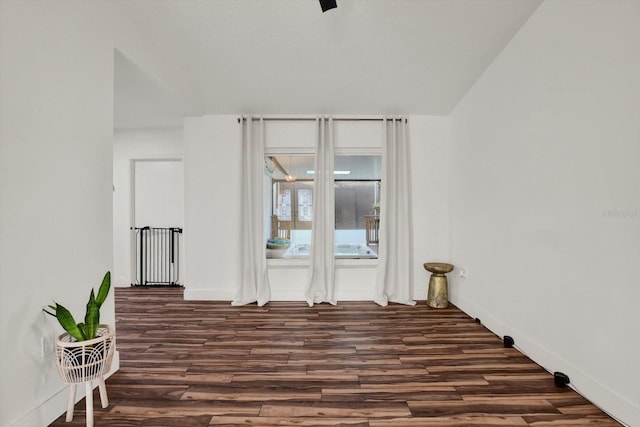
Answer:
[265,155,381,259]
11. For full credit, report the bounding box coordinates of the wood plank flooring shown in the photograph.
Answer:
[50,287,620,426]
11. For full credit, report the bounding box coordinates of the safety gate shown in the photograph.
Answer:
[133,227,182,286]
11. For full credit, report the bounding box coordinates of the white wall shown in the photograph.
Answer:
[0,2,116,426]
[449,1,640,424]
[134,160,184,227]
[410,116,451,296]
[183,115,244,299]
[113,128,183,287]
[183,115,450,301]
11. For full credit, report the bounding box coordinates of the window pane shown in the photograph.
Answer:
[265,154,381,260]
[276,189,291,221]
[297,189,313,221]
[335,182,377,229]
[265,155,313,258]
[334,155,381,259]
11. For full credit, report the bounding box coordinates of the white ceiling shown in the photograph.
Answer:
[114,0,542,129]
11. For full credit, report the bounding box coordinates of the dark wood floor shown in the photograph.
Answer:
[51,287,620,426]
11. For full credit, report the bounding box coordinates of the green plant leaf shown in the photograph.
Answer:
[43,305,57,317]
[54,303,85,341]
[84,290,100,340]
[95,271,110,307]
[77,322,88,341]
[44,271,111,342]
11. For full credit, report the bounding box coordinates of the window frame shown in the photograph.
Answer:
[265,149,381,263]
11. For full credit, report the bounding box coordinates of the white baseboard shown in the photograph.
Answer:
[184,288,235,301]
[450,295,637,427]
[12,351,120,427]
[335,289,375,301]
[184,287,380,302]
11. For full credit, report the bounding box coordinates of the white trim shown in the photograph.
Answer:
[184,287,235,301]
[335,289,376,301]
[241,114,396,122]
[267,259,378,269]
[451,294,636,427]
[334,147,381,156]
[128,159,136,285]
[264,147,315,155]
[268,259,310,268]
[335,259,378,268]
[184,287,379,303]
[11,352,120,427]
[270,289,307,301]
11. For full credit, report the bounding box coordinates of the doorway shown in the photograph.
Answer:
[130,159,184,285]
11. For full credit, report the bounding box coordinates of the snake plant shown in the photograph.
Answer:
[44,271,111,341]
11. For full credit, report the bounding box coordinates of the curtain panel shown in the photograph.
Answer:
[305,117,336,306]
[233,115,413,307]
[232,116,271,306]
[375,117,416,306]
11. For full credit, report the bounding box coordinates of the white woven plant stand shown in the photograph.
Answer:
[55,325,115,427]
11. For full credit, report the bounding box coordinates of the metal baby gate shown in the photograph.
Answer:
[132,227,182,286]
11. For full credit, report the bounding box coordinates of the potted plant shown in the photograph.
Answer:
[43,271,116,425]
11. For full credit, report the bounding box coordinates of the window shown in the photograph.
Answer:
[266,155,314,256]
[265,154,380,259]
[334,155,381,258]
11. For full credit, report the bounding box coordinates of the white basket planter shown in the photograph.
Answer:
[55,325,115,427]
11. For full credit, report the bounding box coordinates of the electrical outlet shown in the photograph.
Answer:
[459,268,467,279]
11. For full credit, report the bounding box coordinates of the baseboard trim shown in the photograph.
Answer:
[183,287,379,303]
[450,295,637,426]
[12,351,120,427]
[184,288,235,301]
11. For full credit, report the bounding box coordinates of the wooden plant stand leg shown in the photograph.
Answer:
[66,384,76,422]
[98,376,109,408]
[85,381,94,427]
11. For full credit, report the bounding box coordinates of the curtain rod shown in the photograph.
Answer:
[237,116,407,123]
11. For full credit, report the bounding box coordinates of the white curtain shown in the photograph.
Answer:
[232,116,271,306]
[305,117,336,306]
[375,117,416,306]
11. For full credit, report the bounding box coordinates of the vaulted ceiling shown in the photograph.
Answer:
[114,0,542,129]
